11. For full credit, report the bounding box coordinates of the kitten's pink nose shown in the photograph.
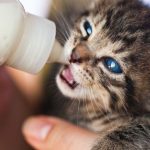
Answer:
[70,43,91,63]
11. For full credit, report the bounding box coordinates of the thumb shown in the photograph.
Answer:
[22,116,97,150]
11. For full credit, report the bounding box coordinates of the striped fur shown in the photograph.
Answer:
[46,0,150,149]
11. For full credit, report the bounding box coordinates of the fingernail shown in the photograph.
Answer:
[23,118,52,141]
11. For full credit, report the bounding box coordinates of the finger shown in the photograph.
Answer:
[22,116,97,150]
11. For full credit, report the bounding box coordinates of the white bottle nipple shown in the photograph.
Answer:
[47,40,67,64]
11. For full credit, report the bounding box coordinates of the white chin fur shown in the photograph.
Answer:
[56,75,84,99]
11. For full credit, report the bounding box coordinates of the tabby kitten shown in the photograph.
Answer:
[48,0,150,149]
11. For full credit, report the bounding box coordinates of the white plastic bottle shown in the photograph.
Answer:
[0,0,65,74]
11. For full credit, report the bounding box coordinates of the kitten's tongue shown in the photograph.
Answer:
[62,67,74,84]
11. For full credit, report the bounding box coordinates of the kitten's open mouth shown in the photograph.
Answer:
[60,66,78,89]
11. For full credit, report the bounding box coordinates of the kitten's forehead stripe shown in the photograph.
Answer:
[114,48,125,54]
[119,36,137,47]
[142,32,150,43]
[95,40,127,59]
[104,9,114,29]
[81,11,90,17]
[99,79,122,111]
[97,1,149,47]
[124,76,137,114]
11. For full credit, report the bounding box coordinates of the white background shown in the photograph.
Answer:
[19,0,52,17]
[142,0,150,6]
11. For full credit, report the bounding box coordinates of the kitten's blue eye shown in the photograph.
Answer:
[104,58,123,74]
[83,21,92,37]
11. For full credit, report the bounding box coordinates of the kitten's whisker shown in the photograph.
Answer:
[95,83,110,112]
[76,98,81,126]
[70,97,77,108]
[88,88,99,118]
[89,87,106,118]
[52,3,71,37]
[88,86,111,124]
[51,5,71,43]
[52,13,69,39]
[82,89,92,120]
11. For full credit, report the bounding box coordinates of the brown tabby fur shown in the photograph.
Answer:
[43,0,150,149]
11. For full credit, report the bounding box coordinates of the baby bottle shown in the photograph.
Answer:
[0,0,65,74]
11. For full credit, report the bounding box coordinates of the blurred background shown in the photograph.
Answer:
[0,0,149,150]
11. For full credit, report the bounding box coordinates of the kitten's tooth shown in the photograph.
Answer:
[62,70,65,77]
[69,80,74,85]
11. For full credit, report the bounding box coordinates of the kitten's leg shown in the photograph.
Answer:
[92,121,150,150]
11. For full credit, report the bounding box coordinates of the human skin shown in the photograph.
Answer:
[23,116,98,150]
[0,67,36,150]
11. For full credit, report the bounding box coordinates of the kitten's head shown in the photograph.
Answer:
[56,0,150,114]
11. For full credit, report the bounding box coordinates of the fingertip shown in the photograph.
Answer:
[22,116,97,150]
[22,116,54,150]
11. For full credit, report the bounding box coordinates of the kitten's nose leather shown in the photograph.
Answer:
[70,43,91,63]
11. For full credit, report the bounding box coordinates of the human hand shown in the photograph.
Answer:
[22,116,98,150]
[0,67,33,150]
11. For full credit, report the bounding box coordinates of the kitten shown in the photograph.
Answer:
[45,0,150,149]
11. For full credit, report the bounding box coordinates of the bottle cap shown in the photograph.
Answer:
[7,13,56,74]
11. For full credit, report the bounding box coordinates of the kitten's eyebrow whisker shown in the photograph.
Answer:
[51,3,71,40]
[52,2,71,31]
[52,13,69,41]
